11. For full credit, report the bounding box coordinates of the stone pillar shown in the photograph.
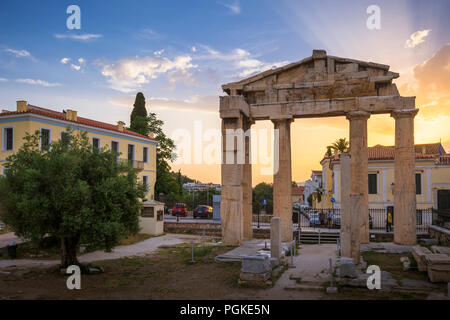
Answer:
[340,152,360,263]
[270,217,282,259]
[349,194,361,264]
[272,118,293,242]
[346,111,370,244]
[391,109,419,245]
[243,120,253,240]
[220,96,253,245]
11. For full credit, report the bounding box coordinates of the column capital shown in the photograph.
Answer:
[270,116,294,124]
[346,110,371,121]
[390,108,419,119]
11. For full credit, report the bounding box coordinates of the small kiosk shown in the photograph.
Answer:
[139,200,165,236]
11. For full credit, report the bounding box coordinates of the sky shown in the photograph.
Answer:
[0,0,449,185]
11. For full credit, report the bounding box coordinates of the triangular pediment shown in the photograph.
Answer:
[222,50,400,104]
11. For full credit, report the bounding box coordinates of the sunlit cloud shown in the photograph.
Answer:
[3,48,36,61]
[405,29,431,48]
[101,55,197,92]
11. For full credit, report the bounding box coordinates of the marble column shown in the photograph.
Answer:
[340,152,360,263]
[220,114,252,245]
[242,120,253,240]
[272,118,293,242]
[391,109,419,245]
[346,111,370,244]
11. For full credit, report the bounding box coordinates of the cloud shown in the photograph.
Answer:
[192,46,197,52]
[0,77,8,82]
[194,46,289,79]
[54,33,103,41]
[101,55,197,92]
[3,48,36,61]
[405,29,431,48]
[413,43,450,93]
[70,64,81,71]
[61,57,86,71]
[109,95,218,113]
[135,29,162,40]
[15,78,61,87]
[154,49,165,56]
[218,1,241,14]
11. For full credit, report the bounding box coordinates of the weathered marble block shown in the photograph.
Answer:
[241,255,271,274]
[425,254,450,283]
[412,246,432,272]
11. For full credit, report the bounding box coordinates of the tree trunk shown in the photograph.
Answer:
[60,236,80,268]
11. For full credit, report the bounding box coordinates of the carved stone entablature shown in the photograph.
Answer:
[221,50,404,107]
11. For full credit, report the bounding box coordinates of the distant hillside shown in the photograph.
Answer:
[170,171,196,185]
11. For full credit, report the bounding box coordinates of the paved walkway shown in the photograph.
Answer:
[0,233,204,269]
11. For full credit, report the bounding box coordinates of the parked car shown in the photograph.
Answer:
[193,205,213,219]
[172,203,187,216]
[309,213,320,227]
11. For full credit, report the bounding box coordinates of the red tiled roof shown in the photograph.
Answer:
[292,186,305,195]
[322,143,445,163]
[0,105,157,142]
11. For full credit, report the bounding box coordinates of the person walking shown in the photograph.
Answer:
[386,211,392,232]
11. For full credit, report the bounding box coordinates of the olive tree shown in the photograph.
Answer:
[0,130,145,268]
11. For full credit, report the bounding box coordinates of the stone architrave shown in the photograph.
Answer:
[391,109,419,245]
[272,118,293,242]
[346,111,370,244]
[270,217,282,259]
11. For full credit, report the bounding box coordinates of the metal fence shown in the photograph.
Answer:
[294,207,433,233]
[432,208,450,230]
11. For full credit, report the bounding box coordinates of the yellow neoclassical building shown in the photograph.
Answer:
[313,143,450,211]
[0,100,158,201]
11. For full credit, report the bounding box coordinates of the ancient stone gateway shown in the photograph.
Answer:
[219,50,419,249]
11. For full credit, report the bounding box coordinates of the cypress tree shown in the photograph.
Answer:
[129,92,148,135]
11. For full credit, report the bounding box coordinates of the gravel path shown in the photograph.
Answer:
[0,233,204,269]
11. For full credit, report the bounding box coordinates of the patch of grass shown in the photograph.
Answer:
[362,251,428,281]
[119,233,153,246]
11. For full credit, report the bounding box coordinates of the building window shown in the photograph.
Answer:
[41,128,51,150]
[92,137,100,150]
[142,207,154,218]
[415,173,422,195]
[143,175,148,191]
[143,147,148,163]
[3,127,14,151]
[368,174,377,194]
[127,144,134,161]
[111,141,119,160]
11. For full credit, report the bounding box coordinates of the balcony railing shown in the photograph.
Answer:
[120,158,144,171]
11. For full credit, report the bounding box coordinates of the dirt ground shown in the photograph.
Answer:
[0,244,322,300]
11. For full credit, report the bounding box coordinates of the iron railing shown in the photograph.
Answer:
[293,207,433,233]
[119,158,144,170]
[432,208,450,230]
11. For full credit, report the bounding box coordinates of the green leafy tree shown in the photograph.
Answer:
[0,130,145,268]
[129,92,149,136]
[252,182,273,214]
[327,138,349,154]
